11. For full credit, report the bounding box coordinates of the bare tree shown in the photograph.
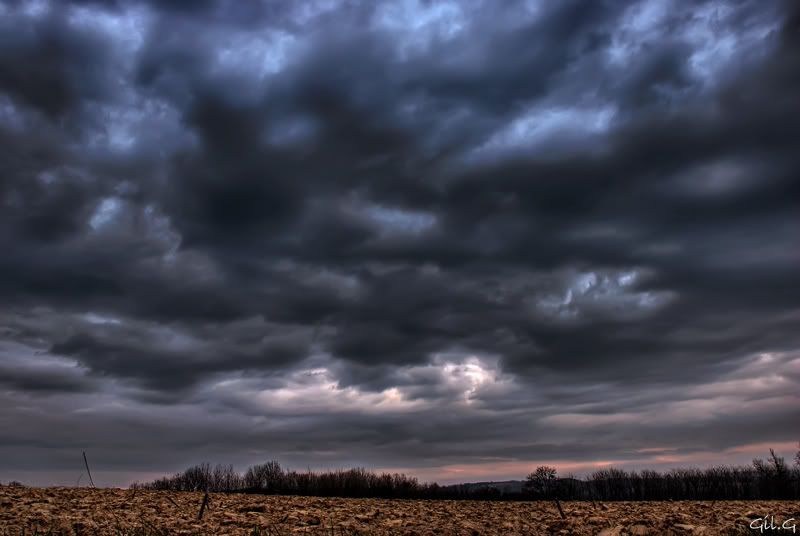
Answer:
[525,466,557,496]
[525,466,565,519]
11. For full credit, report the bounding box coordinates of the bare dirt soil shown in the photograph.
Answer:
[1,486,798,535]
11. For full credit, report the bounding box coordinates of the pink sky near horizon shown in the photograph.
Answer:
[3,440,797,488]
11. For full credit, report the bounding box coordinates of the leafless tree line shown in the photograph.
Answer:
[529,447,800,501]
[137,445,800,500]
[137,462,446,499]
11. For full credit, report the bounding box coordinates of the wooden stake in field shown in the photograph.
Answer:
[198,491,210,520]
[554,497,566,520]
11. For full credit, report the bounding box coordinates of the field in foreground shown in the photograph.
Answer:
[1,487,798,535]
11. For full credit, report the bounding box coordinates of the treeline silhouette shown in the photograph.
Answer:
[547,451,800,501]
[137,463,454,499]
[137,446,800,500]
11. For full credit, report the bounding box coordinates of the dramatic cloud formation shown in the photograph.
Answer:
[1,0,798,486]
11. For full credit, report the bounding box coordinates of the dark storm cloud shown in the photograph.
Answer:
[0,8,114,118]
[0,0,798,484]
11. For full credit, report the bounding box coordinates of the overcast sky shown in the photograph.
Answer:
[1,0,798,487]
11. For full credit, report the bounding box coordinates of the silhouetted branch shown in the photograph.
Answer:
[82,451,95,488]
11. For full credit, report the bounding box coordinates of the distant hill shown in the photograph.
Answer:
[445,478,590,496]
[444,480,525,494]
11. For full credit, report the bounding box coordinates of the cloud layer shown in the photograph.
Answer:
[1,0,798,486]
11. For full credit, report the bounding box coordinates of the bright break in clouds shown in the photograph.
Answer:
[0,0,798,485]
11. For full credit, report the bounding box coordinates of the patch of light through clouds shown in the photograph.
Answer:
[66,3,150,54]
[535,269,673,320]
[213,30,296,80]
[469,104,617,162]
[374,0,467,56]
[89,198,122,230]
[363,204,437,235]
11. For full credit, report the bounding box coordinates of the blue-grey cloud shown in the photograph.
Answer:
[0,0,798,485]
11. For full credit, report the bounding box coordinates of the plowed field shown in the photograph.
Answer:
[1,486,798,535]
